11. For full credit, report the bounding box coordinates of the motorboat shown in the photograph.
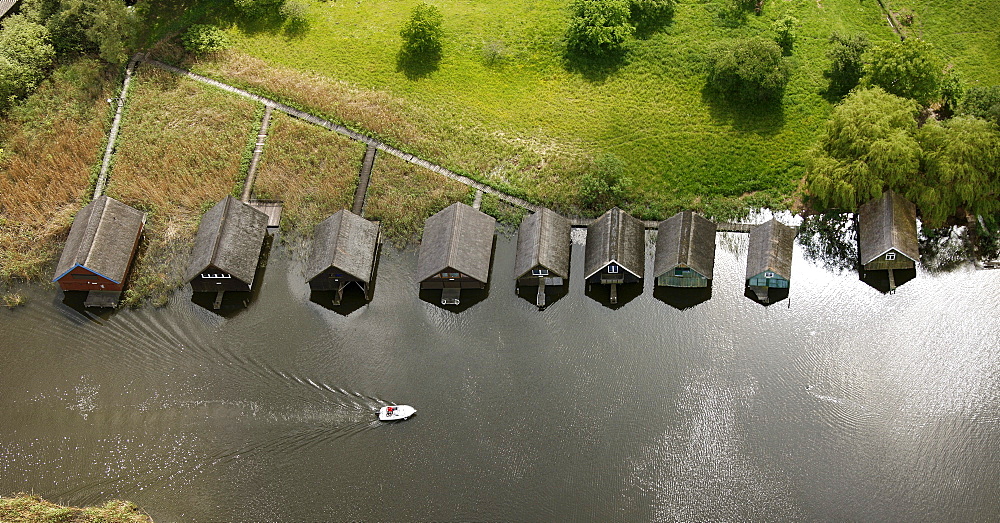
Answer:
[379,405,416,421]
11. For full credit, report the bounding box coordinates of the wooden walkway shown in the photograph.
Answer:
[93,55,141,199]
[352,144,377,216]
[242,106,273,202]
[248,200,282,228]
[569,217,755,233]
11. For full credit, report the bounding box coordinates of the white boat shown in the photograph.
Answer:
[379,405,416,421]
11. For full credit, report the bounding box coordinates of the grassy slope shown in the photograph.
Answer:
[252,112,366,231]
[364,152,473,244]
[0,494,152,523]
[0,58,115,281]
[885,0,1000,86]
[226,0,893,214]
[105,66,259,305]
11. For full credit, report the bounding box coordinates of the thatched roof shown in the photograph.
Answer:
[186,196,268,284]
[858,189,919,264]
[654,211,717,279]
[53,196,146,283]
[417,202,496,283]
[746,218,796,280]
[306,210,380,282]
[513,208,571,279]
[584,207,645,279]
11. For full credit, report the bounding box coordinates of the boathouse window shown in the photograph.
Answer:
[764,272,774,278]
[885,253,896,261]
[71,273,98,279]
[201,273,232,279]
[439,272,460,278]
[674,268,688,277]
[532,269,549,276]
[607,265,619,274]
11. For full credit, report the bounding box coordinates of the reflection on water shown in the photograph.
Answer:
[1,230,999,521]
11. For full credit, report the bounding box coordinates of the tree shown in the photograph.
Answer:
[400,2,444,57]
[805,87,920,210]
[18,0,134,64]
[629,0,676,33]
[706,38,789,102]
[915,116,1000,224]
[825,32,868,96]
[861,38,942,105]
[0,15,56,112]
[565,0,635,59]
[771,15,797,55]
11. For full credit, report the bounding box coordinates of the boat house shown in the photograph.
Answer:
[52,196,146,308]
[417,202,496,305]
[513,208,571,307]
[653,211,716,288]
[745,218,796,303]
[584,207,645,304]
[186,196,268,306]
[306,210,381,304]
[858,190,919,291]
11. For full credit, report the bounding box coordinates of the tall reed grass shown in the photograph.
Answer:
[0,58,115,281]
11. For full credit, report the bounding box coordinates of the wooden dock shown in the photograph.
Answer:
[248,199,282,228]
[352,144,377,216]
[569,217,754,233]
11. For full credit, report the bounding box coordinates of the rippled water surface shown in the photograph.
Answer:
[2,231,999,521]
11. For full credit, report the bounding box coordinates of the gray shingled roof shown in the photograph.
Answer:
[306,210,380,282]
[513,208,571,279]
[584,207,645,279]
[746,218,796,280]
[417,202,496,283]
[53,196,146,283]
[654,211,717,279]
[858,189,919,264]
[186,196,268,284]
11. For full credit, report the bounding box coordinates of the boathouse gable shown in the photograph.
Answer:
[858,190,919,271]
[306,210,381,293]
[653,211,716,288]
[52,195,146,294]
[513,208,571,286]
[417,202,496,289]
[186,196,268,293]
[584,207,645,285]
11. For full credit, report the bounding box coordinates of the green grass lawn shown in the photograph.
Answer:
[884,0,1000,86]
[214,0,895,216]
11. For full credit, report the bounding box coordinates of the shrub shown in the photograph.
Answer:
[707,37,789,103]
[861,38,942,105]
[181,24,230,55]
[280,0,309,24]
[961,85,1000,127]
[0,15,56,112]
[565,0,635,59]
[772,15,797,54]
[580,154,633,211]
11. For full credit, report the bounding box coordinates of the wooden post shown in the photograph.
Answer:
[888,268,897,293]
[610,283,618,304]
[213,291,225,310]
[536,278,546,308]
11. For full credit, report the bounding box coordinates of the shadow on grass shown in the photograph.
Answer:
[137,0,299,48]
[396,49,442,80]
[700,85,786,136]
[563,48,628,83]
[632,9,675,40]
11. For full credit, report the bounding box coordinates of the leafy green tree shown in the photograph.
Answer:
[915,116,1000,224]
[629,0,676,32]
[825,32,869,96]
[861,38,942,105]
[707,37,789,102]
[565,0,635,59]
[580,154,633,211]
[0,15,56,112]
[181,24,230,55]
[771,15,797,54]
[805,87,920,209]
[961,85,1000,127]
[400,2,444,57]
[18,0,133,64]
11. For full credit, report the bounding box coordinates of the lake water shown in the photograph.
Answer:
[2,226,999,521]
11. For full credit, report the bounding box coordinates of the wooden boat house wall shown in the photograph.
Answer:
[653,211,716,288]
[857,189,919,291]
[52,195,146,307]
[417,202,496,305]
[306,210,381,304]
[186,196,268,298]
[584,207,645,304]
[513,208,571,307]
[745,218,796,303]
